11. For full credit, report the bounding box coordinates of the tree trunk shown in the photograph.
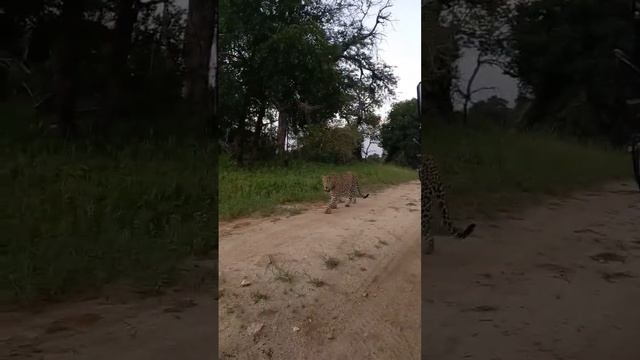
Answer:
[235,108,247,165]
[110,0,137,110]
[422,0,455,124]
[184,0,215,133]
[462,53,484,124]
[364,138,372,158]
[53,0,85,139]
[251,104,266,161]
[209,0,218,138]
[353,137,363,160]
[96,0,138,138]
[276,107,289,157]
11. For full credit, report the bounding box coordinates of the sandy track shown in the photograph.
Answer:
[218,181,421,359]
[424,181,640,360]
[0,259,217,360]
[6,180,639,360]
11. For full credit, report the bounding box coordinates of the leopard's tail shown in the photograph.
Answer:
[355,181,369,198]
[442,210,476,238]
[432,181,475,239]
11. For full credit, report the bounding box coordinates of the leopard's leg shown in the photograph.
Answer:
[429,163,476,238]
[422,177,434,254]
[325,192,338,214]
[348,186,356,206]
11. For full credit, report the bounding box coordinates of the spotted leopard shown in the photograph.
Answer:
[322,171,369,214]
[420,154,476,254]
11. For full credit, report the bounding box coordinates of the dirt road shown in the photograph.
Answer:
[218,181,422,359]
[424,181,640,360]
[1,257,217,360]
[4,180,640,360]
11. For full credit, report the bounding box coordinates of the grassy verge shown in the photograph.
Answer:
[1,113,217,305]
[426,125,629,218]
[219,156,417,220]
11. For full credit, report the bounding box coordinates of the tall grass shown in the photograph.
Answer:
[426,125,629,216]
[219,156,418,220]
[1,104,217,305]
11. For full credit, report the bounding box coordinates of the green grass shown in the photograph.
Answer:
[426,125,629,217]
[0,105,217,305]
[219,156,417,220]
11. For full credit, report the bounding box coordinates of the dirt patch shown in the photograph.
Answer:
[424,181,640,360]
[219,181,421,359]
[0,260,217,360]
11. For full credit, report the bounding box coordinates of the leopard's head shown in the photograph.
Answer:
[321,175,335,192]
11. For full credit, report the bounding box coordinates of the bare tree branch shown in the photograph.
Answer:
[470,86,496,95]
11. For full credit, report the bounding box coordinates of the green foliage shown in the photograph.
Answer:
[467,96,512,128]
[507,0,633,143]
[1,0,189,138]
[219,0,397,161]
[219,155,417,220]
[379,99,421,167]
[297,124,360,164]
[426,124,628,215]
[0,106,217,305]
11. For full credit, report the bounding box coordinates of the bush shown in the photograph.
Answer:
[297,124,360,164]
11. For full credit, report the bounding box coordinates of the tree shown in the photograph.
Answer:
[298,124,360,164]
[468,95,511,127]
[506,0,633,142]
[379,99,421,167]
[52,0,86,139]
[445,0,511,123]
[422,0,458,123]
[361,113,382,158]
[218,0,397,164]
[184,0,216,134]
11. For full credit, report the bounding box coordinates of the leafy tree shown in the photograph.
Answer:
[297,124,360,164]
[468,95,511,127]
[443,0,511,123]
[422,0,458,123]
[219,0,397,164]
[506,0,633,143]
[379,99,420,167]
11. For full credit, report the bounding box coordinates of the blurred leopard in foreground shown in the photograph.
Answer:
[420,154,476,254]
[321,172,369,214]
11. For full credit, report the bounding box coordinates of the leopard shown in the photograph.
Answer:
[420,154,476,254]
[321,171,369,214]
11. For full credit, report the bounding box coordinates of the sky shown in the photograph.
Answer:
[456,48,518,108]
[376,0,422,115]
[367,0,421,156]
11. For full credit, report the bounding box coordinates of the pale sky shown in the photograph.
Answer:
[456,47,518,108]
[376,0,421,115]
[368,0,421,155]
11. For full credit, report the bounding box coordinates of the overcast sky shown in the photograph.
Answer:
[376,0,421,116]
[457,48,518,108]
[366,0,421,155]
